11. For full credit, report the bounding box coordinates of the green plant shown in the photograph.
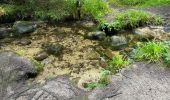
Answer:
[107,54,129,73]
[32,59,44,72]
[81,0,109,21]
[100,10,162,34]
[109,0,170,7]
[85,70,110,90]
[133,41,168,62]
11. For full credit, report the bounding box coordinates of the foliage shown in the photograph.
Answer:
[109,0,170,7]
[133,41,168,62]
[107,54,130,73]
[32,59,44,72]
[85,70,110,90]
[100,10,162,34]
[81,0,109,21]
[0,0,109,22]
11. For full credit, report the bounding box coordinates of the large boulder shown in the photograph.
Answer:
[12,21,37,36]
[0,51,38,100]
[13,76,85,100]
[89,62,170,100]
[0,51,85,100]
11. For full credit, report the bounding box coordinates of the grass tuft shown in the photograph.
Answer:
[100,10,162,35]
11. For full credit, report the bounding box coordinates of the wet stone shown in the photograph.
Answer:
[34,51,48,61]
[43,43,64,56]
[19,39,32,45]
[86,31,106,41]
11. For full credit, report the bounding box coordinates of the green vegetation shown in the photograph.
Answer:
[109,0,170,7]
[32,59,44,72]
[100,10,162,34]
[0,0,109,22]
[85,70,110,90]
[107,54,130,73]
[133,41,169,62]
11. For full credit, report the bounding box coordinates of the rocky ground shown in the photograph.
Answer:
[1,5,170,100]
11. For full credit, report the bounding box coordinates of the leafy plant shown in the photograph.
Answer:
[81,0,109,21]
[100,10,162,34]
[133,41,168,62]
[107,54,130,73]
[85,70,110,90]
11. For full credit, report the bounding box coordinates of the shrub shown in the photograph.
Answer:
[100,10,162,35]
[133,41,168,62]
[81,0,109,21]
[0,0,109,22]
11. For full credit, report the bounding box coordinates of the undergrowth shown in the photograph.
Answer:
[109,0,170,7]
[133,41,169,62]
[0,0,109,22]
[85,70,110,90]
[100,10,162,35]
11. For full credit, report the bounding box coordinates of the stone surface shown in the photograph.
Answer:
[0,51,85,100]
[34,51,48,61]
[86,31,106,41]
[0,51,38,100]
[19,39,32,45]
[0,28,13,39]
[89,62,170,100]
[43,43,63,56]
[134,26,166,40]
[110,36,127,49]
[13,21,37,36]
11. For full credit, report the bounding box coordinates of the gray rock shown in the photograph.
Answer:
[34,51,48,61]
[110,36,127,49]
[0,51,85,100]
[89,62,170,100]
[13,21,37,36]
[43,43,63,56]
[87,31,106,40]
[0,28,13,39]
[19,39,31,45]
[134,26,166,40]
[0,51,38,100]
[81,21,96,29]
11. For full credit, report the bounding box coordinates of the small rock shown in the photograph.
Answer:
[43,43,63,56]
[134,26,166,40]
[13,21,37,36]
[0,28,13,39]
[19,39,31,45]
[81,21,96,28]
[86,31,106,40]
[110,36,128,50]
[34,51,48,61]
